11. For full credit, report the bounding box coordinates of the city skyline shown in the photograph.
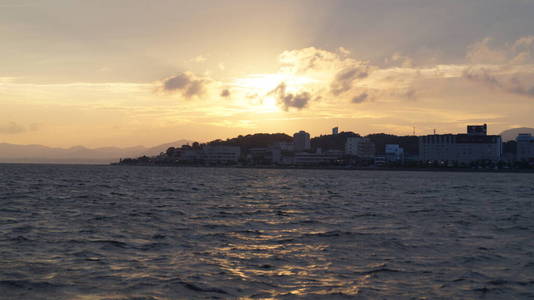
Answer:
[1,0,534,148]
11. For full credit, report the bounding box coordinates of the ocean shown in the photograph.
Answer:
[1,164,533,299]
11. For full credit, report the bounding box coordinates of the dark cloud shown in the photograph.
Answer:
[463,67,534,98]
[352,93,368,103]
[159,72,208,98]
[269,82,312,111]
[220,89,230,98]
[330,66,369,96]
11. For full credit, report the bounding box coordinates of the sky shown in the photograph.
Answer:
[1,0,533,148]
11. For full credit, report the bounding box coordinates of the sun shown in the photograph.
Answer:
[232,73,317,93]
[259,95,279,112]
[231,72,317,113]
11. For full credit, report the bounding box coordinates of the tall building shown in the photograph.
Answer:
[345,137,375,158]
[516,133,534,162]
[332,127,339,135]
[419,124,502,164]
[293,130,311,152]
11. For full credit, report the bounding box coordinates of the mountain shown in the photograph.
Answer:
[144,140,192,156]
[499,128,534,141]
[0,139,191,164]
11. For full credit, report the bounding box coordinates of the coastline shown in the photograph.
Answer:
[110,163,534,174]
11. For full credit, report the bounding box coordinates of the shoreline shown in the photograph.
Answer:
[111,163,534,174]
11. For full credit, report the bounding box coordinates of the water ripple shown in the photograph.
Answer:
[0,164,533,299]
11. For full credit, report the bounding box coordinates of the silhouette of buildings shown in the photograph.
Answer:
[203,146,241,163]
[345,137,375,158]
[385,144,404,162]
[294,150,343,165]
[119,123,534,169]
[516,133,534,162]
[419,124,502,164]
[179,145,241,163]
[467,124,487,136]
[293,130,311,152]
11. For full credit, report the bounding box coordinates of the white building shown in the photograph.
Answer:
[293,130,311,152]
[419,125,502,164]
[345,137,375,158]
[516,133,534,162]
[270,142,294,165]
[385,144,404,162]
[294,150,343,165]
[202,146,241,163]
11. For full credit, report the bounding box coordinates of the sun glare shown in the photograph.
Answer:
[232,73,316,93]
[260,96,279,112]
[231,73,317,113]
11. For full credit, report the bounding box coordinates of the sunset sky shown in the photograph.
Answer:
[1,0,533,148]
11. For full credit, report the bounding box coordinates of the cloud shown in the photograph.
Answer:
[467,36,534,65]
[510,36,534,64]
[193,55,207,63]
[338,47,351,56]
[278,47,368,76]
[0,122,41,134]
[275,47,376,105]
[0,122,26,134]
[352,93,368,103]
[220,89,230,98]
[269,82,312,110]
[383,52,414,68]
[463,67,534,98]
[396,88,417,100]
[158,72,209,98]
[330,66,369,96]
[466,38,508,64]
[463,67,500,87]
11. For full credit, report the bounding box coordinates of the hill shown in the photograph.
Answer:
[0,139,190,164]
[500,128,534,141]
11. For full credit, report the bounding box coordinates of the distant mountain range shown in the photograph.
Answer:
[0,139,191,164]
[499,128,534,142]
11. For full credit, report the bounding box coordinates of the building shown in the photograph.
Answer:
[419,124,502,164]
[294,150,343,165]
[247,147,272,164]
[273,141,294,152]
[202,146,241,163]
[385,144,404,162]
[179,148,201,162]
[516,133,534,162]
[374,156,386,166]
[293,130,311,152]
[332,127,339,135]
[345,137,376,158]
[467,124,487,136]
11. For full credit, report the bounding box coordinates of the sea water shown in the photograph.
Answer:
[1,164,533,299]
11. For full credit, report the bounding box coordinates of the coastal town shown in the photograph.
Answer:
[117,124,534,170]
